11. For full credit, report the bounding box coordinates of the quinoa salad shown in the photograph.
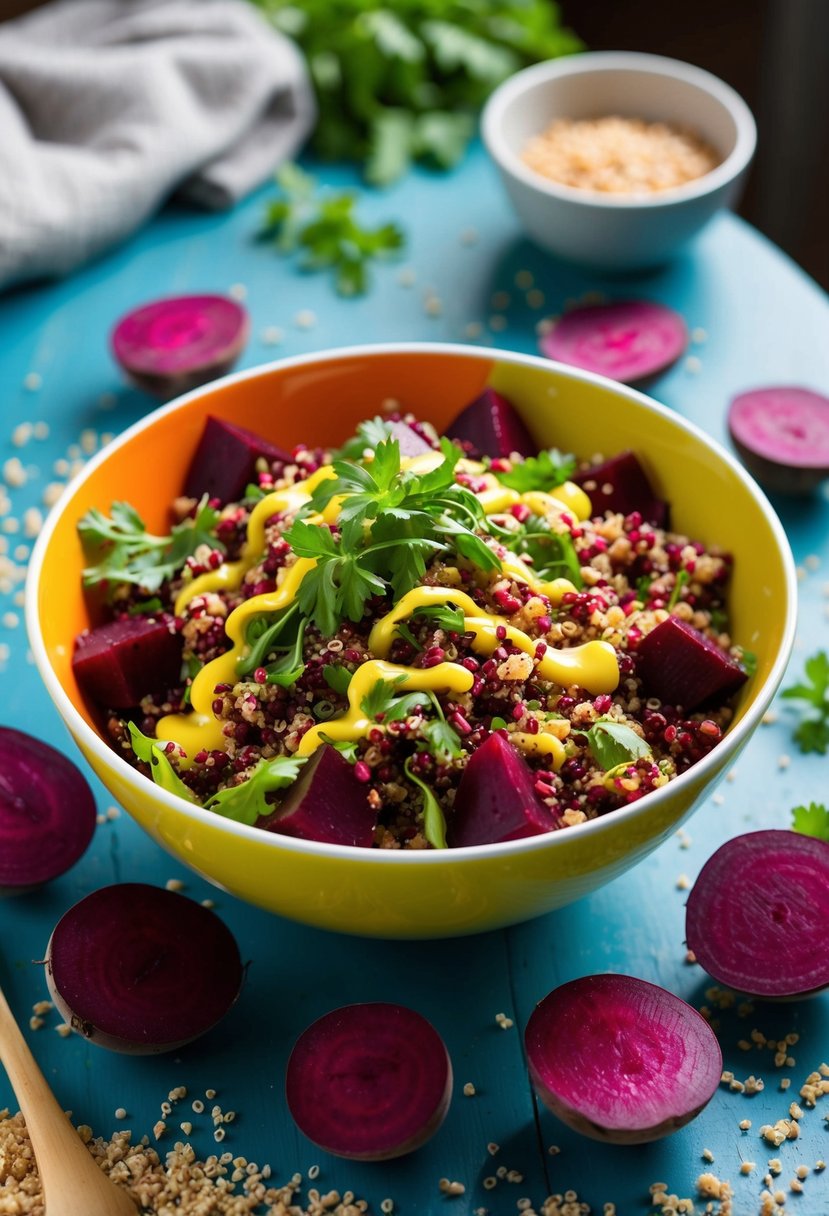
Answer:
[73,391,751,851]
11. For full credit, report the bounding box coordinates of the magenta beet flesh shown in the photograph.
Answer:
[637,616,747,711]
[260,745,378,847]
[387,420,434,457]
[72,616,182,709]
[525,974,722,1144]
[728,386,829,494]
[286,1002,453,1160]
[686,830,829,998]
[573,450,668,527]
[184,415,292,505]
[540,300,687,384]
[46,883,243,1053]
[447,732,557,847]
[446,388,536,458]
[111,294,249,399]
[0,728,96,892]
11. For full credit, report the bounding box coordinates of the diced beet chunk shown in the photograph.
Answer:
[637,616,747,711]
[387,420,434,457]
[73,616,182,709]
[183,415,292,505]
[573,450,668,527]
[448,732,557,847]
[447,388,536,458]
[259,745,377,848]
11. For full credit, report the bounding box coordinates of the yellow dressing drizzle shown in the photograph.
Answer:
[510,731,565,769]
[297,660,474,757]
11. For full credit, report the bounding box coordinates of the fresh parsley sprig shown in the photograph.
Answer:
[79,498,223,595]
[577,719,651,771]
[781,651,829,754]
[204,756,306,826]
[504,513,582,588]
[492,449,577,493]
[791,801,829,841]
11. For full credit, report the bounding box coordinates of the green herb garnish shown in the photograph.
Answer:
[204,755,306,825]
[781,651,829,754]
[334,417,396,461]
[323,664,353,694]
[79,498,223,595]
[412,603,466,633]
[505,515,582,587]
[404,756,447,849]
[791,801,829,842]
[580,719,651,771]
[259,163,405,296]
[128,723,198,804]
[319,734,361,763]
[492,449,576,493]
[667,569,689,611]
[127,597,165,616]
[238,604,307,687]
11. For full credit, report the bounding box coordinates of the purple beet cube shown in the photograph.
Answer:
[447,388,536,459]
[73,616,182,709]
[260,745,378,848]
[573,450,668,527]
[448,732,558,847]
[637,616,748,711]
[184,416,292,505]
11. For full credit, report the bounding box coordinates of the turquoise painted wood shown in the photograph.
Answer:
[2,143,829,1214]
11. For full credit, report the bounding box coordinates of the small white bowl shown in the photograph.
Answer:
[482,51,757,271]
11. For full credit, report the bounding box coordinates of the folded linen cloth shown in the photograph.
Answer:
[0,0,315,291]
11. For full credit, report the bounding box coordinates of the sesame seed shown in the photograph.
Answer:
[805,554,821,570]
[32,421,49,439]
[547,1144,560,1155]
[23,372,42,391]
[762,710,778,725]
[685,949,697,964]
[80,429,98,455]
[495,1012,514,1029]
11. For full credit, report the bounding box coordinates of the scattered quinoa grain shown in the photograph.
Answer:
[56,1023,72,1037]
[28,1016,43,1031]
[495,1012,514,1029]
[487,1142,499,1155]
[165,878,185,892]
[214,1127,226,1142]
[676,873,691,890]
[308,1164,320,1180]
[739,1119,751,1130]
[23,372,42,391]
[229,283,247,300]
[115,1108,127,1120]
[294,310,317,329]
[463,1082,476,1096]
[702,1148,714,1162]
[740,1161,755,1175]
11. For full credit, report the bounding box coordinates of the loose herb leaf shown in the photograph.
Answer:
[782,651,829,754]
[582,720,651,771]
[493,449,577,493]
[323,664,353,694]
[319,734,361,764]
[360,675,408,720]
[507,518,582,587]
[667,569,689,611]
[791,802,829,842]
[79,498,223,595]
[412,603,465,633]
[127,597,164,616]
[127,723,198,804]
[404,756,447,849]
[420,717,463,765]
[334,416,395,461]
[204,755,306,826]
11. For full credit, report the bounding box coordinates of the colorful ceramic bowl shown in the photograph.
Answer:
[27,345,795,938]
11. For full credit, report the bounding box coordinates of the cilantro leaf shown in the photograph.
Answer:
[404,756,447,849]
[412,603,465,633]
[420,718,463,765]
[334,417,395,461]
[791,802,829,841]
[323,664,353,694]
[507,519,582,587]
[493,449,577,493]
[581,720,651,771]
[204,756,306,826]
[360,675,408,720]
[127,723,198,804]
[782,651,829,754]
[793,718,829,755]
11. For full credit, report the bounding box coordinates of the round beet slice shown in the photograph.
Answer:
[45,883,243,1053]
[286,1003,453,1160]
[540,300,687,384]
[686,830,829,999]
[525,974,722,1144]
[111,294,249,399]
[0,728,96,894]
[728,386,829,494]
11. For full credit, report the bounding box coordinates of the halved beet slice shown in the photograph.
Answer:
[573,450,668,527]
[259,745,377,848]
[183,415,292,505]
[539,300,687,384]
[728,386,829,494]
[0,728,96,894]
[447,732,557,848]
[446,388,536,458]
[637,616,747,711]
[686,830,829,998]
[388,419,434,458]
[45,883,243,1053]
[286,1002,452,1160]
[525,974,722,1144]
[111,294,249,399]
[72,615,182,709]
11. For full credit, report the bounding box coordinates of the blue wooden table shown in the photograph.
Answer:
[2,145,829,1215]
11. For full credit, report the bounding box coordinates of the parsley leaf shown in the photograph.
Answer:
[79,497,223,595]
[667,569,690,611]
[412,603,466,633]
[782,651,829,754]
[323,664,353,694]
[506,517,582,587]
[204,756,306,826]
[580,720,651,771]
[319,734,361,764]
[421,718,463,765]
[128,723,198,804]
[404,756,447,849]
[493,449,576,493]
[791,802,829,841]
[334,417,395,461]
[360,675,408,720]
[259,164,405,296]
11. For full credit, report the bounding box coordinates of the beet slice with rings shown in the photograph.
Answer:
[686,830,829,999]
[286,1003,453,1160]
[45,883,243,1053]
[111,294,249,399]
[447,731,558,847]
[0,728,97,894]
[637,615,748,711]
[525,974,722,1144]
[728,386,829,494]
[573,449,669,527]
[183,415,293,505]
[72,615,182,709]
[539,300,687,384]
[258,744,378,848]
[446,387,536,458]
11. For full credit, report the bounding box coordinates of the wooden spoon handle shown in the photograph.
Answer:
[0,983,136,1216]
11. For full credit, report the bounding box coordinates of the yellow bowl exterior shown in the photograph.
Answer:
[28,346,796,938]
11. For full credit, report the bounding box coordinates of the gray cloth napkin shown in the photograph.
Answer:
[0,0,316,291]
